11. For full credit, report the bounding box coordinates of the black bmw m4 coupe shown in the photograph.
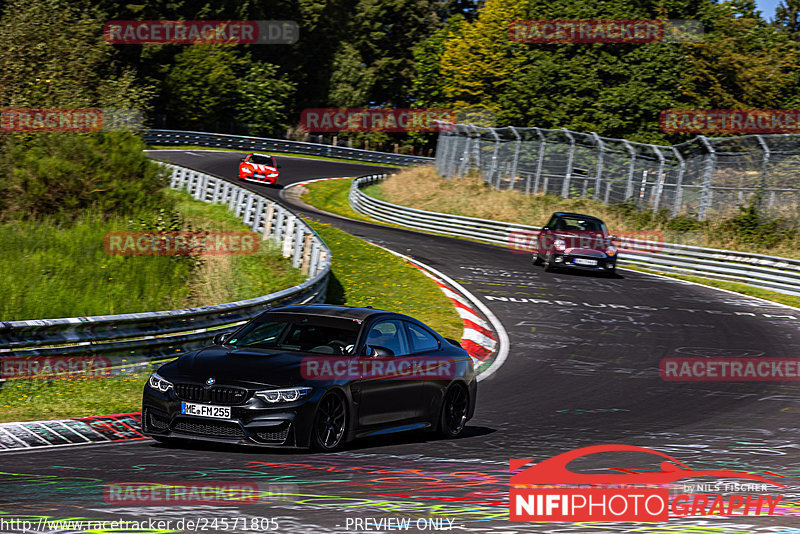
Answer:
[142,305,477,451]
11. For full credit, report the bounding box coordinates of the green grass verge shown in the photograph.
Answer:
[0,371,150,423]
[620,264,800,309]
[146,145,403,168]
[0,189,303,321]
[308,220,462,340]
[300,178,374,223]
[300,177,514,248]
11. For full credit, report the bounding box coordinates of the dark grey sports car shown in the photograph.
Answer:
[142,304,477,451]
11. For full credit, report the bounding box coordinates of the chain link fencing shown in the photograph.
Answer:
[435,123,800,220]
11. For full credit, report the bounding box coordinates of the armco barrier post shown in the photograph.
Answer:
[591,132,604,201]
[623,139,636,200]
[671,147,686,216]
[508,126,522,190]
[697,135,716,221]
[561,129,576,198]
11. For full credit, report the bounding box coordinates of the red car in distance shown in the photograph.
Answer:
[238,153,280,185]
[533,212,618,275]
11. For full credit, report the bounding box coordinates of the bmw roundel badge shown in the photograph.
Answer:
[206,377,215,386]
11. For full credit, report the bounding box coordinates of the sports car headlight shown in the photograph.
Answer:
[148,372,173,392]
[255,387,312,404]
[606,245,618,256]
[241,166,253,173]
[268,172,278,177]
[553,238,566,251]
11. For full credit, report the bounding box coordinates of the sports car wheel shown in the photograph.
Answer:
[311,392,347,451]
[438,384,469,438]
[532,253,543,266]
[543,253,557,272]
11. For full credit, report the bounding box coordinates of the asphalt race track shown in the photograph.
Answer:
[2,149,799,533]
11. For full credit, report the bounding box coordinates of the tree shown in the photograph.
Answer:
[235,63,296,136]
[774,0,800,40]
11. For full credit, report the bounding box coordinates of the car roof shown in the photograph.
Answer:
[552,212,604,221]
[250,152,274,158]
[263,304,394,321]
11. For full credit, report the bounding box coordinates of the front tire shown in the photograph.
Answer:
[543,253,557,272]
[437,384,469,438]
[532,253,543,266]
[310,392,348,451]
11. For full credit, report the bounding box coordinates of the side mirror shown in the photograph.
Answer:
[363,345,394,357]
[212,333,230,345]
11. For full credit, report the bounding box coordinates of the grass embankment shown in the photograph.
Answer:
[0,188,304,321]
[1,202,463,422]
[299,167,800,309]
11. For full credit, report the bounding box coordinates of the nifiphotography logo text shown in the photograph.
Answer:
[509,444,785,522]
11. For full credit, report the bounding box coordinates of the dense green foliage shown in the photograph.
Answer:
[4,0,799,147]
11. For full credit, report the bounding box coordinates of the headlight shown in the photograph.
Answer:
[241,166,253,173]
[606,246,618,256]
[268,172,278,177]
[553,238,566,251]
[148,372,173,392]
[255,387,312,404]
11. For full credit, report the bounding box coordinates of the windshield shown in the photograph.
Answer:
[227,314,359,355]
[558,218,607,233]
[250,155,275,166]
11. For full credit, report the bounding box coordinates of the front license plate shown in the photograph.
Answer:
[574,258,598,266]
[181,402,231,419]
[253,173,265,178]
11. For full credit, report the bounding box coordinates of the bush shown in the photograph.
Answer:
[0,132,170,222]
[714,203,787,247]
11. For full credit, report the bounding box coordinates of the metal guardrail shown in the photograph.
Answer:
[0,163,331,361]
[144,129,433,167]
[350,174,800,298]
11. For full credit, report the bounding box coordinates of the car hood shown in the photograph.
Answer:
[158,345,324,389]
[243,163,278,173]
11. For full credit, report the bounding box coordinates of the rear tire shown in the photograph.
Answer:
[437,384,469,438]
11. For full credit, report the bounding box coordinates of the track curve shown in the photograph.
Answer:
[2,149,798,533]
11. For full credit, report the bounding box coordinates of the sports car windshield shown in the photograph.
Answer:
[250,155,275,166]
[226,314,360,355]
[558,218,607,233]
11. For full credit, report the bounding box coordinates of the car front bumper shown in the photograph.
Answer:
[551,253,616,271]
[240,174,278,185]
[142,386,318,448]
